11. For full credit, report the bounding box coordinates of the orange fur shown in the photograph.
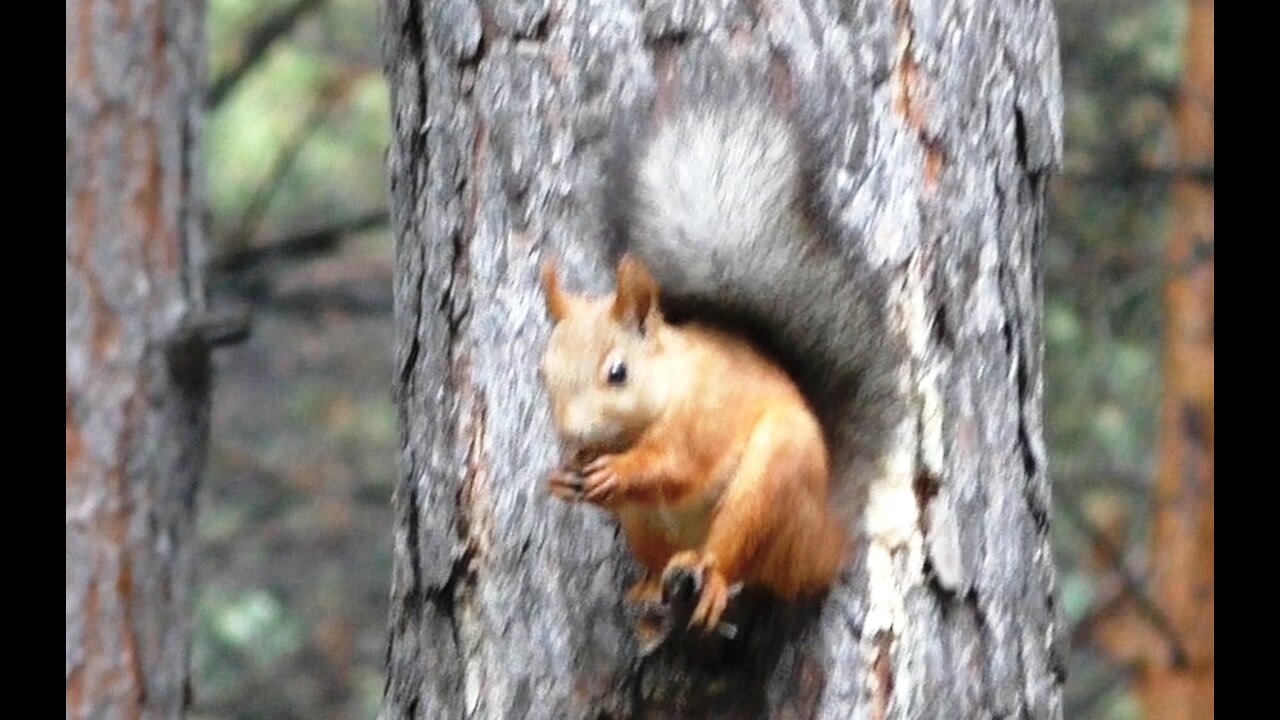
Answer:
[541,257,846,633]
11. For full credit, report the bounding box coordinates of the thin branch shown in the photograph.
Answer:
[1060,162,1215,188]
[223,84,343,249]
[1054,470,1150,494]
[215,209,389,274]
[173,307,254,348]
[1056,489,1190,666]
[208,0,327,109]
[1069,585,1130,649]
[263,287,393,316]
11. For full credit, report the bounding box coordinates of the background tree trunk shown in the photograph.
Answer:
[381,0,1063,716]
[1143,0,1213,716]
[66,1,207,717]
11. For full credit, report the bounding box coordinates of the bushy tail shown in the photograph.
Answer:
[605,93,895,462]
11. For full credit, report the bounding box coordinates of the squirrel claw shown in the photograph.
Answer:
[661,562,702,605]
[689,570,730,633]
[665,550,737,630]
[662,552,736,635]
[547,467,584,502]
[582,455,611,474]
[581,455,623,504]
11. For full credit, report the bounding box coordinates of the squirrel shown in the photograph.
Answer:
[539,85,890,648]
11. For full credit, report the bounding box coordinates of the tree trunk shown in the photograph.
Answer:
[1143,0,1214,716]
[381,0,1063,716]
[66,1,207,718]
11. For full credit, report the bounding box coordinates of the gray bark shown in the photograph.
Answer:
[381,0,1064,716]
[66,1,207,717]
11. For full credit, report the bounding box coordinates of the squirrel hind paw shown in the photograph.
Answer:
[661,562,703,606]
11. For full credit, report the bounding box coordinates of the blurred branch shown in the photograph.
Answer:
[1069,583,1130,649]
[262,285,393,317]
[1172,235,1214,277]
[227,99,328,244]
[173,307,254,349]
[215,209,389,275]
[1060,162,1214,188]
[1054,470,1149,494]
[1057,489,1189,666]
[208,0,328,109]
[223,79,352,249]
[1137,79,1178,105]
[1046,231,1212,295]
[219,268,393,317]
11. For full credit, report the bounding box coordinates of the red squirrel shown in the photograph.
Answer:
[540,89,889,647]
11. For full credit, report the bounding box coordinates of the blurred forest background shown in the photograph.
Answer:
[194,0,1206,717]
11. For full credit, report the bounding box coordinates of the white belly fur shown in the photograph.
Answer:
[624,490,718,550]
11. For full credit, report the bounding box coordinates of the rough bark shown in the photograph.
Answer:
[66,1,207,718]
[1143,0,1214,715]
[381,0,1063,716]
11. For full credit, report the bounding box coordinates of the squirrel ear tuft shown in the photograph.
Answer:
[612,255,660,334]
[542,259,571,322]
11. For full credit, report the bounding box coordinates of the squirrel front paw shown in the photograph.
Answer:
[579,454,628,506]
[547,454,632,506]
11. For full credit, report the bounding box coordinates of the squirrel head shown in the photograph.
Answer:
[540,255,669,458]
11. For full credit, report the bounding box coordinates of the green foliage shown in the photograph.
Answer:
[193,588,306,714]
[206,0,389,244]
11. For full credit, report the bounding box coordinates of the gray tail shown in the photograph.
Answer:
[604,92,896,459]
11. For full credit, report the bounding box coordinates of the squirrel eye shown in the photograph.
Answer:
[606,360,628,386]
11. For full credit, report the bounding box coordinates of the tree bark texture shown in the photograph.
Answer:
[66,1,207,718]
[382,0,1063,717]
[1144,0,1214,716]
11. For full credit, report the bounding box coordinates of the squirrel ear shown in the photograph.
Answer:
[542,259,571,322]
[612,255,660,334]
